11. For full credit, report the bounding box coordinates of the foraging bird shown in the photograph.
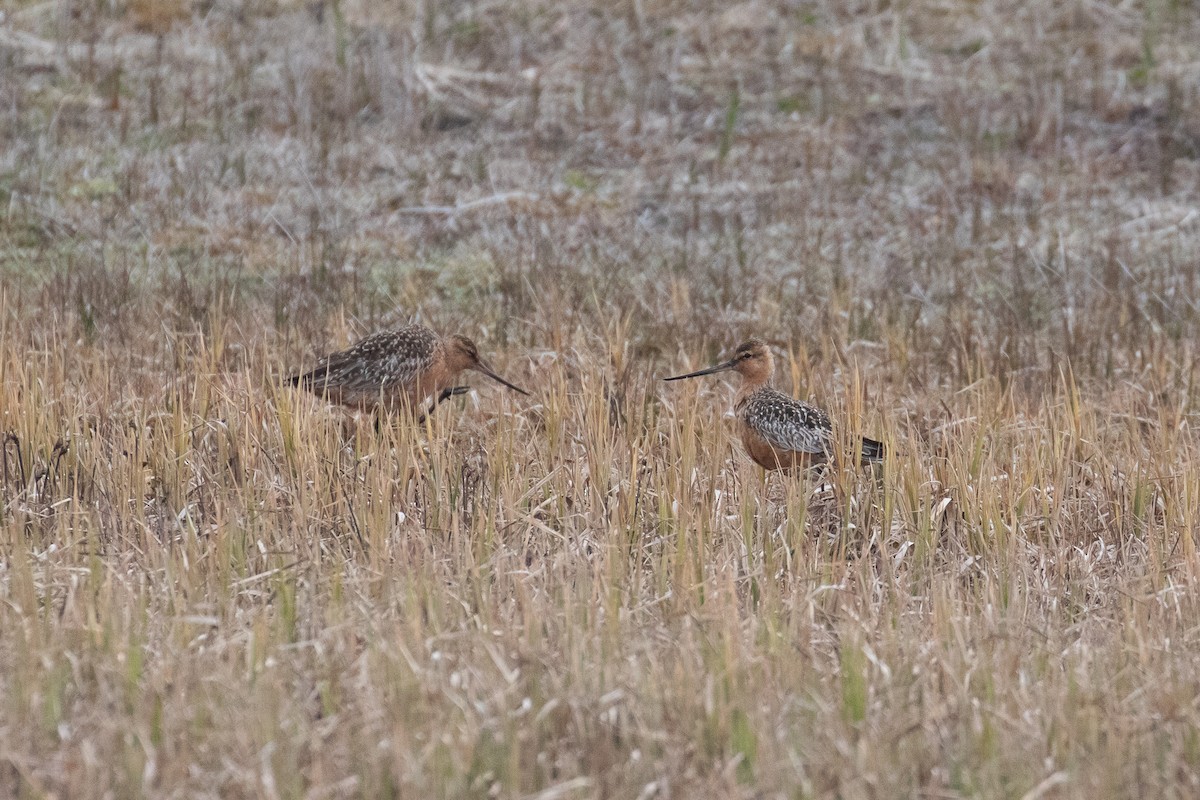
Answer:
[664,338,884,470]
[288,322,528,419]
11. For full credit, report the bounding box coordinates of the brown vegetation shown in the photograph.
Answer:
[3,0,1200,797]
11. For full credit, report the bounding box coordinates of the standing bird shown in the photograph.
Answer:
[664,338,884,470]
[288,322,528,420]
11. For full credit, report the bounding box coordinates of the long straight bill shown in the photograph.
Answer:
[663,359,736,381]
[477,362,530,395]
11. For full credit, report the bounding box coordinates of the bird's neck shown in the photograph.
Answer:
[440,343,471,376]
[735,372,771,405]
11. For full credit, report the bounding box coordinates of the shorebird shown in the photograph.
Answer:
[288,322,528,420]
[664,338,884,470]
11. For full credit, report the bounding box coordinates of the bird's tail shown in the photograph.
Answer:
[860,436,885,463]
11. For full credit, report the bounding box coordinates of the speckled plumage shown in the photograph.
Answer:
[665,337,884,471]
[738,387,832,458]
[289,322,528,415]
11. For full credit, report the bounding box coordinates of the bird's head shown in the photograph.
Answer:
[663,337,775,386]
[447,335,529,395]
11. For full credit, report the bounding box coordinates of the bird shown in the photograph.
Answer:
[288,322,528,420]
[663,337,884,471]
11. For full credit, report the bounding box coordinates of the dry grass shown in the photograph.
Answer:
[4,0,1200,797]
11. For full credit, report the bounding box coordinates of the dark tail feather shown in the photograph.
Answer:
[860,436,885,463]
[287,372,306,388]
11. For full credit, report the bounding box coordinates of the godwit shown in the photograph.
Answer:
[664,338,884,470]
[289,322,528,420]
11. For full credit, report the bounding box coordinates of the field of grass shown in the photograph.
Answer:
[4,0,1200,797]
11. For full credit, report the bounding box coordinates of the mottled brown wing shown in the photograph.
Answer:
[291,324,438,400]
[741,388,832,456]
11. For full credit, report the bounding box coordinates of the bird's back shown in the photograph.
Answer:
[736,386,884,469]
[291,323,441,410]
[736,387,833,469]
